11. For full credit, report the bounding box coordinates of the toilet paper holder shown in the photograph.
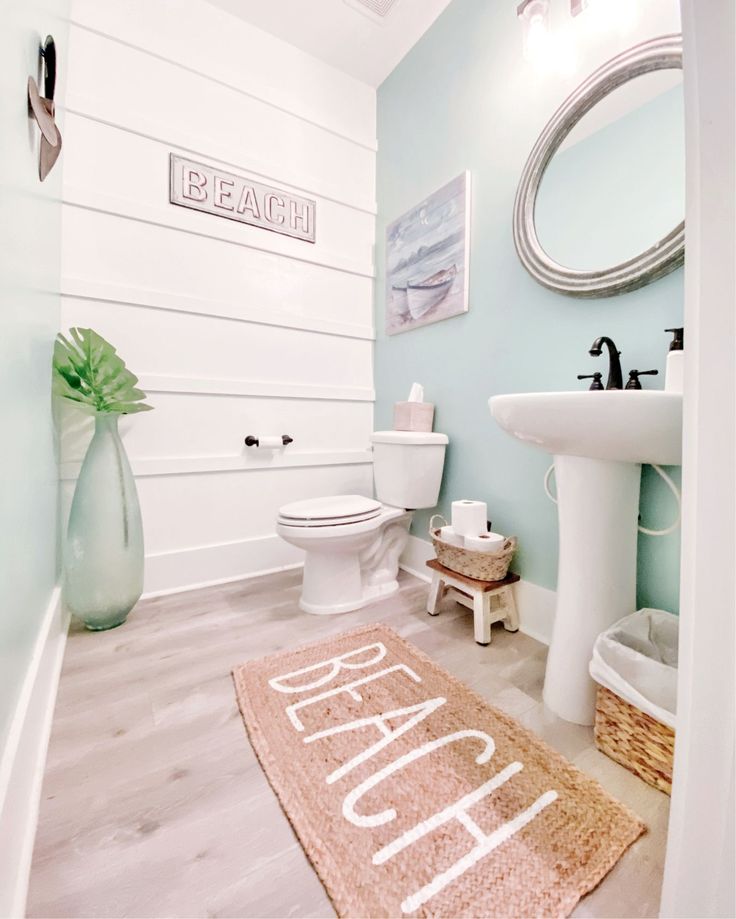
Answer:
[244,434,294,447]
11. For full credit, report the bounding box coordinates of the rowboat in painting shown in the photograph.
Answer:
[390,283,410,319]
[406,265,457,319]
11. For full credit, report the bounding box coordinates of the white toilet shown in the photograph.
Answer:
[277,430,448,614]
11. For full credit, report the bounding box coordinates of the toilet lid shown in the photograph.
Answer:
[279,494,381,525]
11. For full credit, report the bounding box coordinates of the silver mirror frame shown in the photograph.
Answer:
[513,34,684,299]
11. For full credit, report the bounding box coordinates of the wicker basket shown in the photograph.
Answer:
[594,685,675,795]
[429,515,517,581]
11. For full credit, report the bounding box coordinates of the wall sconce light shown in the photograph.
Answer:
[517,0,551,61]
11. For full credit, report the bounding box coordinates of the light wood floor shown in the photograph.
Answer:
[28,569,669,918]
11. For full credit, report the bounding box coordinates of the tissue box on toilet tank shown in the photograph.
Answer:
[393,401,435,433]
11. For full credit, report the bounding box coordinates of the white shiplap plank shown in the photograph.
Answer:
[61,113,375,274]
[60,281,375,341]
[141,535,305,597]
[61,463,375,554]
[68,0,376,150]
[59,450,373,480]
[62,193,372,280]
[135,376,374,402]
[63,107,376,217]
[65,24,375,207]
[60,298,373,391]
[60,209,374,332]
[59,393,373,463]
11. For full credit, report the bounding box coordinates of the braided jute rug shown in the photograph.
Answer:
[232,624,645,918]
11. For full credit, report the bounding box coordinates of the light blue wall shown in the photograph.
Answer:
[0,1,68,753]
[375,0,683,612]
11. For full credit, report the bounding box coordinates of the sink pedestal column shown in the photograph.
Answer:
[543,455,641,725]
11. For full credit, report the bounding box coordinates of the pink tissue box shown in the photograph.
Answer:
[393,401,435,433]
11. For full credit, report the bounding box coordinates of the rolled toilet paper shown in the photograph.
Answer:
[439,525,464,547]
[451,499,488,537]
[464,532,506,554]
[255,435,288,448]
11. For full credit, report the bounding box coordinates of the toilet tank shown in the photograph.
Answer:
[371,431,448,510]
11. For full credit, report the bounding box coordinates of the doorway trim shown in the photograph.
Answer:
[660,2,735,916]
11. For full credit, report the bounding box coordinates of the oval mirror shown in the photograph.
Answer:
[514,34,684,298]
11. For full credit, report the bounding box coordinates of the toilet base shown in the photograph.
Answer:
[299,578,400,616]
[278,506,411,616]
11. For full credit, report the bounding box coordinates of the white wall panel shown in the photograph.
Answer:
[133,464,374,552]
[63,0,377,594]
[59,394,374,462]
[61,209,374,336]
[61,462,373,551]
[142,536,303,597]
[69,0,376,149]
[62,113,375,271]
[66,25,376,211]
[60,298,372,389]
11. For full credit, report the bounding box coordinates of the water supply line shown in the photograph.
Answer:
[637,463,681,536]
[542,463,681,536]
[543,464,558,505]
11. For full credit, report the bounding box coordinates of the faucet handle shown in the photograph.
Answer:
[577,372,604,391]
[625,369,659,390]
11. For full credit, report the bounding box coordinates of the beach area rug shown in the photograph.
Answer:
[232,624,645,918]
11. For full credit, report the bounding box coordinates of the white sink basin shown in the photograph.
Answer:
[489,388,682,725]
[489,390,682,465]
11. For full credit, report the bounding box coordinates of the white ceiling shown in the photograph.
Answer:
[204,0,454,86]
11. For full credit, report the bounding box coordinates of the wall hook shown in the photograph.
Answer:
[27,36,62,181]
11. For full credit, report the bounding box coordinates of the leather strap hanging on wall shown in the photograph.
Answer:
[27,35,62,181]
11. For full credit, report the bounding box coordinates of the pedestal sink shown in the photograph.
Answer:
[489,390,682,725]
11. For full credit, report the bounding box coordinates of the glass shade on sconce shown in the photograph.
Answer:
[517,0,551,62]
[518,0,576,74]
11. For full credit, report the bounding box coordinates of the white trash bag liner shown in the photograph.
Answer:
[589,608,678,730]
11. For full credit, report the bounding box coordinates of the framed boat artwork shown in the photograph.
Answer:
[385,172,471,335]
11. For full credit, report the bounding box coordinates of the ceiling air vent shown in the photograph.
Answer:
[343,0,400,23]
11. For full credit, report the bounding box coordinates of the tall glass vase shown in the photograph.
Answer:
[64,413,144,630]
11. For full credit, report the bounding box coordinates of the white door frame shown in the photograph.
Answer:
[660,2,735,916]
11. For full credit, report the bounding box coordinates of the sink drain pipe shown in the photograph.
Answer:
[543,463,681,536]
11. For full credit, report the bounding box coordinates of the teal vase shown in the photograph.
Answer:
[64,413,144,630]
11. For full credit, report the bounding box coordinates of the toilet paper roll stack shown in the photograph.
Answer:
[449,499,505,553]
[451,499,487,537]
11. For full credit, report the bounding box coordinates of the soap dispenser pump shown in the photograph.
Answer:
[665,327,684,393]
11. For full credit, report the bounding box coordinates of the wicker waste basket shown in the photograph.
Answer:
[590,609,678,795]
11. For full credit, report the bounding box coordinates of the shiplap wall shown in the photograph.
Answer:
[61,0,377,594]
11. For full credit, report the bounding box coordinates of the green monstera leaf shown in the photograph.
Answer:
[53,328,153,414]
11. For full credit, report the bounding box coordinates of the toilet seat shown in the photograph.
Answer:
[277,494,382,528]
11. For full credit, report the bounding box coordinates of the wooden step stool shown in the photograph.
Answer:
[426,558,520,646]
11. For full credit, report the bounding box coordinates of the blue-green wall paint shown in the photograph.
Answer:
[375,0,683,613]
[0,2,68,753]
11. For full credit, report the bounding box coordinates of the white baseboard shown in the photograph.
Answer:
[143,533,304,597]
[398,533,435,583]
[512,579,556,646]
[400,535,556,646]
[0,586,69,919]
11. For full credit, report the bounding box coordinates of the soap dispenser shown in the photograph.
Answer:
[665,328,684,393]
